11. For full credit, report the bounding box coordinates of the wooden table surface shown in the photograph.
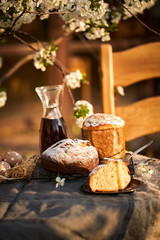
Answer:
[0,153,160,240]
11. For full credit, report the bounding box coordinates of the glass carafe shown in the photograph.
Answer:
[35,85,68,154]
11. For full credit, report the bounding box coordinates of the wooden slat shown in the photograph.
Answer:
[113,42,160,87]
[115,96,160,141]
[101,45,115,114]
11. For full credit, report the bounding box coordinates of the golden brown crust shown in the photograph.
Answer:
[89,160,131,192]
[82,114,125,159]
[41,157,99,174]
[41,139,99,174]
[82,126,125,159]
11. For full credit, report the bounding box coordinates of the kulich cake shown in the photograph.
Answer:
[82,113,125,159]
[89,159,131,192]
[41,138,99,174]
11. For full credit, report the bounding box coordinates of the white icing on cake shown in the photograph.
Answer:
[84,113,125,127]
[42,138,98,165]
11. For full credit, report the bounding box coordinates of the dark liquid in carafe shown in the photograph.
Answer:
[40,117,67,153]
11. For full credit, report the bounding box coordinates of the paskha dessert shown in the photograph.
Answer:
[89,159,131,192]
[41,138,99,174]
[82,113,125,159]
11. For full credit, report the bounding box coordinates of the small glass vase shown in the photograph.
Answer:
[35,85,68,154]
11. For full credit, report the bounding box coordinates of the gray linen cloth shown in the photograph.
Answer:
[0,154,160,240]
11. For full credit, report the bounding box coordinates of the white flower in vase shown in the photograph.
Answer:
[73,100,94,128]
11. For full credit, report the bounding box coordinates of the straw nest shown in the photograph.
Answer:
[0,155,39,183]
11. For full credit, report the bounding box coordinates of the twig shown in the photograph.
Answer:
[122,4,160,37]
[54,61,66,78]
[0,53,35,84]
[10,11,25,31]
[0,30,73,84]
[12,33,38,51]
[25,10,69,15]
[54,58,69,76]
[16,30,44,49]
[54,31,73,46]
[64,82,75,106]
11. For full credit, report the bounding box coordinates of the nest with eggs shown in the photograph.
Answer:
[0,151,39,183]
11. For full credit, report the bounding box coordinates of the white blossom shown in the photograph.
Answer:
[74,100,93,113]
[75,117,85,129]
[136,162,154,179]
[60,0,110,41]
[116,86,125,96]
[73,100,94,128]
[0,91,7,108]
[63,70,85,89]
[123,0,156,19]
[0,0,157,41]
[85,27,111,41]
[0,0,36,30]
[33,44,57,71]
[55,176,65,188]
[111,7,122,24]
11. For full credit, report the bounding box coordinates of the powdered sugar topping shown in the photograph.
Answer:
[42,138,98,164]
[84,113,125,127]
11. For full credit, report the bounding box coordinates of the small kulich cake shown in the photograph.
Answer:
[82,113,125,159]
[41,138,99,174]
[89,159,131,192]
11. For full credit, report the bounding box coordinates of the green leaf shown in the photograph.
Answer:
[0,86,6,92]
[80,73,86,83]
[73,105,89,119]
[51,40,58,51]
[107,23,118,32]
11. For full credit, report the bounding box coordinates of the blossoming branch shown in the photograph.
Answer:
[0,0,157,123]
[0,0,157,41]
